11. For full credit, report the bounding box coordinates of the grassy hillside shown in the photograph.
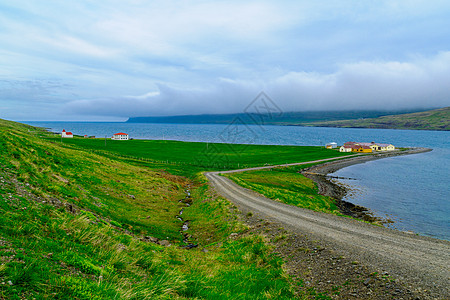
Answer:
[305,107,450,131]
[0,119,352,299]
[0,119,299,299]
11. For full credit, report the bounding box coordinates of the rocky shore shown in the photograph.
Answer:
[301,147,432,223]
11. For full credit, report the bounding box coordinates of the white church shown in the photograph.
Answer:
[61,129,73,138]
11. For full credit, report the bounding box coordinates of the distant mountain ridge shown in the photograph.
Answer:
[305,107,449,131]
[127,109,426,126]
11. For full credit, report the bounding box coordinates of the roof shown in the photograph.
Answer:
[113,132,128,135]
[348,145,370,150]
[66,132,73,135]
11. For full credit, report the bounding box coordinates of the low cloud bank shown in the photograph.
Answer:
[65,52,450,117]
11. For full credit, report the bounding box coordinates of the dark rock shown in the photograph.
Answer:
[363,278,372,286]
[182,243,198,249]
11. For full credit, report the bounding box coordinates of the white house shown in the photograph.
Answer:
[376,143,395,151]
[61,129,73,138]
[339,146,352,152]
[112,132,129,140]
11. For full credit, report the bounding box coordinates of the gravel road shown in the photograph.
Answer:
[205,152,449,298]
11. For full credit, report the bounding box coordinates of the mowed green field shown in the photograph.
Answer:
[47,136,352,171]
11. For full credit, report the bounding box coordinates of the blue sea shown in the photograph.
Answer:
[25,121,450,240]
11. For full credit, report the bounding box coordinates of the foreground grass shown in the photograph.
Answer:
[0,119,297,299]
[224,165,342,215]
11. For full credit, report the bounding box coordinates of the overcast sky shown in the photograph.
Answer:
[1,0,450,121]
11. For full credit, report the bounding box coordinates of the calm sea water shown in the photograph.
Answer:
[25,121,450,240]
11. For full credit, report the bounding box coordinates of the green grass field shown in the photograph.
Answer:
[50,136,350,168]
[224,165,342,215]
[44,135,352,179]
[0,119,352,299]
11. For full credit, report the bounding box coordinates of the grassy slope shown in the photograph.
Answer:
[224,164,342,215]
[0,120,300,299]
[304,107,450,131]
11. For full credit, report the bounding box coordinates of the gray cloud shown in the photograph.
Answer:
[0,79,74,103]
[65,52,450,117]
[2,1,450,120]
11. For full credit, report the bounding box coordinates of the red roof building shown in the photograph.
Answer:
[111,132,129,140]
[61,129,73,138]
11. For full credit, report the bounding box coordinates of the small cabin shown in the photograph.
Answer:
[112,132,129,140]
[325,142,338,149]
[61,129,73,138]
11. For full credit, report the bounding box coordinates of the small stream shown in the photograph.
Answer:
[177,185,198,249]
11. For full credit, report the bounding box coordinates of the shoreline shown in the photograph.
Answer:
[207,149,449,299]
[301,147,433,223]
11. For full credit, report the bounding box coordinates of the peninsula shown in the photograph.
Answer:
[305,106,450,131]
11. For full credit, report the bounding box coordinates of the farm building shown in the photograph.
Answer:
[339,146,352,152]
[353,145,373,153]
[112,132,129,140]
[325,142,338,149]
[376,143,395,151]
[61,129,73,138]
[358,142,395,151]
[342,141,395,152]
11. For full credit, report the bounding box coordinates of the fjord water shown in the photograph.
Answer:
[26,122,449,240]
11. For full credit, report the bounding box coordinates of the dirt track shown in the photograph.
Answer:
[205,151,449,298]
